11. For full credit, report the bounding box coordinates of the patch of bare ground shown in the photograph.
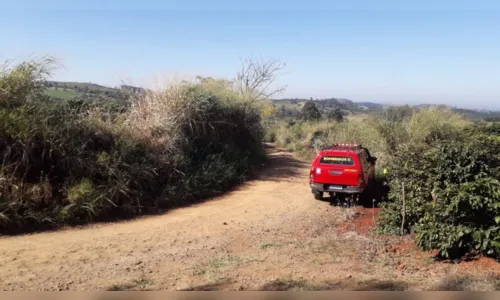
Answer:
[0,145,498,291]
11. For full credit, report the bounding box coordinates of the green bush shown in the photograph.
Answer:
[378,125,500,259]
[0,60,266,233]
[376,144,438,235]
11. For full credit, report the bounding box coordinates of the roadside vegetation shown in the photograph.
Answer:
[0,57,281,234]
[271,100,500,261]
[2,55,499,264]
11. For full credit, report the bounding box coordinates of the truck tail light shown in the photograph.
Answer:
[358,171,365,185]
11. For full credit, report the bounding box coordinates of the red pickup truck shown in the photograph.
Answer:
[309,144,377,200]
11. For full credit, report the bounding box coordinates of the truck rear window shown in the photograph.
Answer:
[320,156,354,165]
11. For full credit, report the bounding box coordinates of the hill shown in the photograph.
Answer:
[413,103,500,122]
[45,81,500,122]
[273,97,500,122]
[449,107,500,122]
[45,81,132,103]
[272,97,383,118]
[355,101,385,110]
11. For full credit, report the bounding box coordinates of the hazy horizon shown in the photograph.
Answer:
[2,1,499,110]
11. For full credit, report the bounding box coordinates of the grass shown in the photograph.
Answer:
[272,105,470,168]
[338,207,357,221]
[259,277,410,291]
[192,268,207,276]
[195,254,264,282]
[47,88,79,100]
[260,278,312,291]
[313,240,338,254]
[207,256,243,269]
[207,274,232,284]
[424,257,435,265]
[433,274,500,291]
[107,283,136,291]
[107,277,153,291]
[260,243,280,249]
[289,241,306,248]
[50,81,116,92]
[190,255,254,286]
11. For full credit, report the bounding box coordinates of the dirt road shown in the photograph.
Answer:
[0,146,497,291]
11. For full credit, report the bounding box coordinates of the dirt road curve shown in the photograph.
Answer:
[0,147,321,290]
[0,146,495,291]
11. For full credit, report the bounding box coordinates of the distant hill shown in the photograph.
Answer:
[447,107,500,121]
[45,81,143,103]
[409,103,500,121]
[47,81,116,92]
[45,81,500,122]
[272,97,500,121]
[355,102,384,110]
[272,97,383,118]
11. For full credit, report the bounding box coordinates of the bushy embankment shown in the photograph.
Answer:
[378,122,500,260]
[273,105,500,260]
[0,60,266,233]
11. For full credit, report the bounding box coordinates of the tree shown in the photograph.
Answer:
[301,101,321,121]
[234,56,287,103]
[327,108,344,122]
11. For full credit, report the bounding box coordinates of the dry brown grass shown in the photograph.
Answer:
[433,274,500,291]
[273,106,471,169]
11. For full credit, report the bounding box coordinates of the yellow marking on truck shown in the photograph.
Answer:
[323,157,350,161]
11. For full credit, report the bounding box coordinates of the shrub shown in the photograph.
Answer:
[326,108,344,122]
[376,143,438,235]
[378,125,500,259]
[0,60,266,233]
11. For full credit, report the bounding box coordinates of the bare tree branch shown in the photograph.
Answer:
[234,56,287,103]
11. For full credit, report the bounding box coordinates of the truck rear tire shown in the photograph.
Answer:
[314,191,323,200]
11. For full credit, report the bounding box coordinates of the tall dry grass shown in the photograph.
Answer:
[273,105,470,167]
[0,59,266,234]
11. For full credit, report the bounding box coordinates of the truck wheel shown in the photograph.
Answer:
[314,191,323,200]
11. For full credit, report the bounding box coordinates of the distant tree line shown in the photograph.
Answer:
[300,101,345,122]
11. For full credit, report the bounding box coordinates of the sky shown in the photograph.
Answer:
[1,0,500,110]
